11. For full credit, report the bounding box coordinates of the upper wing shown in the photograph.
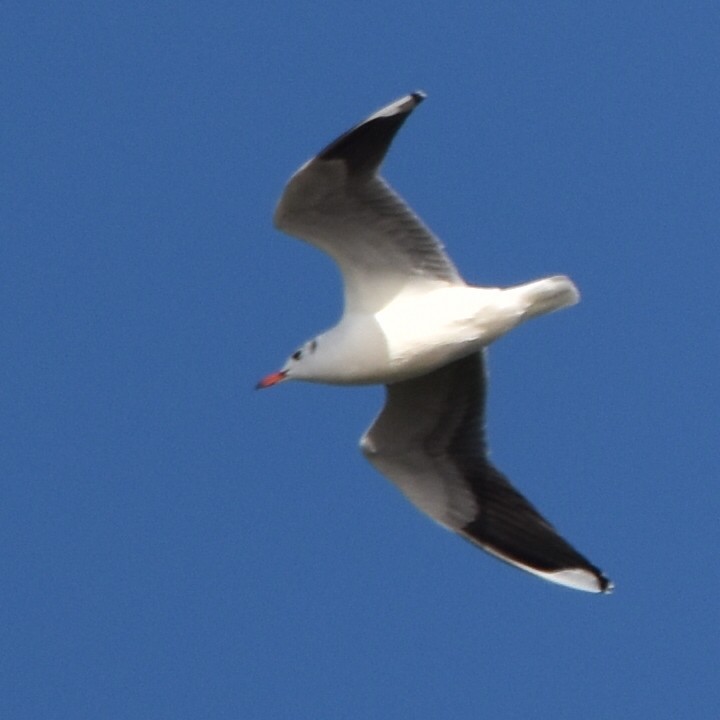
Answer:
[360,351,613,593]
[273,92,464,314]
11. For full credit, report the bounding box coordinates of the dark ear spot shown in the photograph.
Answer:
[309,339,318,353]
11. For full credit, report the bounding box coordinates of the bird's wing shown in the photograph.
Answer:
[273,92,464,314]
[361,351,612,593]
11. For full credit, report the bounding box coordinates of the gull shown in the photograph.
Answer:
[258,92,612,593]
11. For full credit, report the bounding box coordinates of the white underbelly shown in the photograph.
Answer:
[374,286,521,379]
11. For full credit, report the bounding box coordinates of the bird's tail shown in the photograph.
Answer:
[514,275,580,320]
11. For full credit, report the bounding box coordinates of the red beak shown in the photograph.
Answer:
[255,370,287,389]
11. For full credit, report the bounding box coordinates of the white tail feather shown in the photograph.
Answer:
[516,275,580,320]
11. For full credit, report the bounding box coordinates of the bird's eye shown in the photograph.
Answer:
[291,349,302,361]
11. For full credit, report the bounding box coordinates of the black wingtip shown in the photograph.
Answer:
[317,92,427,174]
[457,459,614,593]
[597,573,615,594]
[410,90,427,105]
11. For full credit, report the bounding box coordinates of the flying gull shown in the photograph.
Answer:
[258,92,612,593]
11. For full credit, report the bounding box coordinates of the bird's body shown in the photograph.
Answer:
[259,92,613,594]
[297,278,577,385]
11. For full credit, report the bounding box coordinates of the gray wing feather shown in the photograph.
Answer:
[274,93,464,312]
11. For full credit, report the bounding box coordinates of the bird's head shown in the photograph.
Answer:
[256,337,321,389]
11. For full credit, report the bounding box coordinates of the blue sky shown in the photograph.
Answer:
[3,2,719,718]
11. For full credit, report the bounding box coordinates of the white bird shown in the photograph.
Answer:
[258,92,612,594]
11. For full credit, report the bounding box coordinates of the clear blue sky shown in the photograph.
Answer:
[3,2,718,718]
